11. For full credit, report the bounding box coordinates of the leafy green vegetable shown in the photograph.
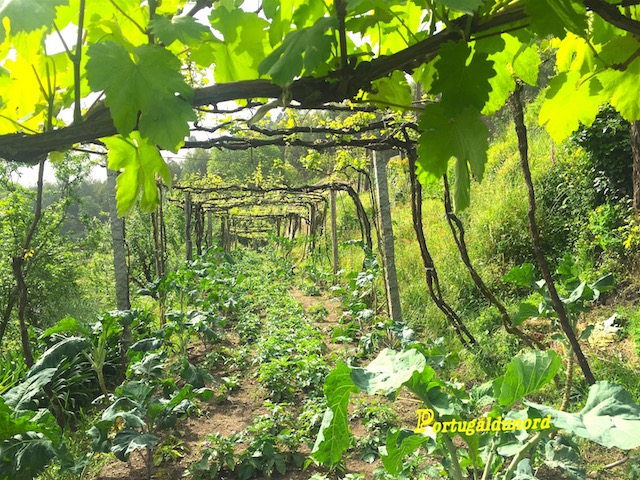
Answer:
[311,362,359,466]
[28,337,89,377]
[525,382,640,449]
[543,435,585,480]
[380,429,433,474]
[350,348,427,395]
[3,368,57,413]
[111,430,159,461]
[497,350,562,408]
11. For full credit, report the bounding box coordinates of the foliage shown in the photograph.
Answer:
[186,433,239,479]
[88,351,212,479]
[571,105,634,201]
[312,344,640,479]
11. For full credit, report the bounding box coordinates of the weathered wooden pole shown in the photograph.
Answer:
[372,150,403,324]
[185,191,193,261]
[206,211,213,249]
[330,189,339,277]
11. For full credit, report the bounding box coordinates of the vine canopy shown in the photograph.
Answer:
[0,0,639,212]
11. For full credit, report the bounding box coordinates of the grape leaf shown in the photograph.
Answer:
[483,34,540,115]
[431,40,496,115]
[555,33,596,75]
[86,41,195,152]
[538,71,604,142]
[523,0,587,38]
[209,5,270,67]
[199,40,261,83]
[368,70,413,110]
[417,104,489,211]
[103,132,172,216]
[0,0,67,43]
[148,15,211,46]
[453,156,471,212]
[258,17,337,85]
[435,0,483,14]
[412,61,437,93]
[598,39,640,122]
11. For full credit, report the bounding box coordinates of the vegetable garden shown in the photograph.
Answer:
[2,0,640,479]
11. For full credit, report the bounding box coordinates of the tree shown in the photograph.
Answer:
[181,149,210,179]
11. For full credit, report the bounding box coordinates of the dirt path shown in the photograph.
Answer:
[96,287,421,480]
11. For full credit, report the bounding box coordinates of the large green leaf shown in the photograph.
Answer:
[435,0,483,14]
[111,430,158,461]
[543,435,585,480]
[180,359,211,388]
[523,0,587,38]
[103,132,172,216]
[258,17,337,85]
[130,338,163,352]
[101,397,147,429]
[483,34,540,115]
[39,317,90,339]
[538,71,604,142]
[148,15,211,46]
[129,352,166,380]
[117,381,153,403]
[86,41,195,151]
[0,0,67,43]
[598,44,640,122]
[431,40,495,115]
[311,361,359,466]
[350,348,427,395]
[209,5,269,72]
[498,350,562,408]
[525,381,640,449]
[87,420,112,453]
[380,429,433,474]
[368,70,413,110]
[503,263,534,287]
[512,459,538,480]
[3,369,57,413]
[191,6,270,81]
[28,337,89,377]
[416,104,489,211]
[0,402,59,442]
[0,431,65,480]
